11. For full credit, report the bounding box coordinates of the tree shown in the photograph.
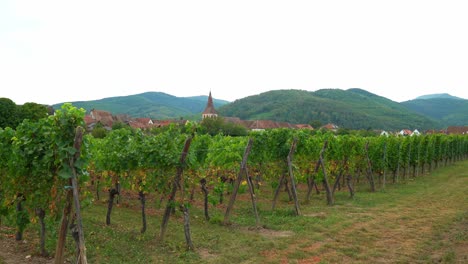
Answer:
[17,102,49,122]
[309,120,322,129]
[112,121,130,130]
[199,117,247,136]
[91,123,108,138]
[199,117,224,135]
[0,98,19,128]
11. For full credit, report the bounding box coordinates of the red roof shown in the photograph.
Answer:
[321,123,339,130]
[248,120,277,129]
[296,124,314,130]
[128,121,145,129]
[400,129,412,135]
[446,126,468,135]
[90,109,114,127]
[135,118,153,125]
[84,115,94,125]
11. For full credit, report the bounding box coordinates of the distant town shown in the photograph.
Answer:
[84,92,468,135]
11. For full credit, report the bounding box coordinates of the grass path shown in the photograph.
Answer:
[260,161,468,263]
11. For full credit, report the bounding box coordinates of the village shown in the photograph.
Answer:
[84,92,468,136]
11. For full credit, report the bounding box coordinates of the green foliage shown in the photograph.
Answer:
[205,135,247,170]
[17,102,49,122]
[0,98,19,128]
[0,99,49,129]
[199,117,224,135]
[0,103,87,250]
[199,117,247,136]
[91,123,108,138]
[111,121,130,130]
[309,120,322,129]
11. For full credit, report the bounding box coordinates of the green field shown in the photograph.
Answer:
[1,160,467,263]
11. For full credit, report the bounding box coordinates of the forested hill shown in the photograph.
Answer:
[402,97,468,127]
[53,92,229,119]
[51,89,466,130]
[218,89,440,130]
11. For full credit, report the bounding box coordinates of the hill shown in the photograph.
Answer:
[415,93,464,100]
[402,98,468,127]
[219,89,440,130]
[53,92,229,119]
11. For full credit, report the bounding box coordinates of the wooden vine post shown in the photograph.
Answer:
[287,138,301,216]
[395,141,401,183]
[305,169,319,202]
[200,178,210,221]
[309,140,333,205]
[159,137,192,245]
[54,189,72,264]
[332,156,349,194]
[318,141,334,206]
[69,127,88,264]
[406,142,412,179]
[224,138,258,226]
[272,172,287,210]
[365,141,376,192]
[382,142,387,189]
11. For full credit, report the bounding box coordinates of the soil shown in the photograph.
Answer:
[0,229,54,264]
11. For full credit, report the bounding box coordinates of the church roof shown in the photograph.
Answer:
[202,91,218,115]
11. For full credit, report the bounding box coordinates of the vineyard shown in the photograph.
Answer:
[0,104,467,263]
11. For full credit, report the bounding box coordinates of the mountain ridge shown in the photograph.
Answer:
[414,93,464,100]
[401,97,468,127]
[53,92,230,120]
[218,89,440,130]
[52,89,467,130]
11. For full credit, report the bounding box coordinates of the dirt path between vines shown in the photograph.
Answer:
[0,229,54,264]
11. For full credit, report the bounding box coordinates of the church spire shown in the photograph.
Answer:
[202,91,218,119]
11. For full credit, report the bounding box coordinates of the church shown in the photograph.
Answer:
[202,91,218,119]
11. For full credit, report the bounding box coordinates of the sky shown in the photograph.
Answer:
[1,0,467,105]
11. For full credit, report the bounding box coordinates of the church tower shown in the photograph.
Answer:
[202,91,218,119]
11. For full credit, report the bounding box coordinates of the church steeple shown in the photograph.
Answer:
[202,91,218,119]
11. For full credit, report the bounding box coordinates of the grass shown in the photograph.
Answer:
[1,160,467,263]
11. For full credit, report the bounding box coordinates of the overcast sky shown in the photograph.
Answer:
[1,0,467,105]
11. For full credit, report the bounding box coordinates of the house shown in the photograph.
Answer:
[425,129,446,134]
[380,130,389,137]
[135,118,154,127]
[89,109,115,128]
[153,119,189,128]
[411,129,421,136]
[223,117,243,124]
[248,120,280,131]
[446,126,468,135]
[295,124,314,130]
[128,121,148,129]
[84,109,116,130]
[84,115,95,129]
[114,114,132,124]
[398,129,412,136]
[321,123,339,132]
